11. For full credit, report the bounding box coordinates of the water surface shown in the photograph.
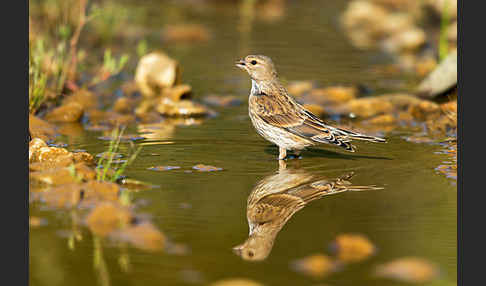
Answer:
[30,1,456,285]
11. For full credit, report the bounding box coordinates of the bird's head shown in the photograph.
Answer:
[232,234,274,261]
[235,55,278,81]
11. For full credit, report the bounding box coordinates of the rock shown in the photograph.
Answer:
[148,166,181,171]
[374,257,440,283]
[41,183,84,208]
[192,164,223,172]
[86,203,133,237]
[30,163,96,185]
[156,98,210,117]
[111,222,166,251]
[73,151,94,165]
[287,81,314,97]
[342,97,395,118]
[440,100,457,114]
[381,28,426,53]
[29,216,47,227]
[82,181,120,203]
[291,254,335,278]
[113,97,136,114]
[365,114,397,125]
[63,89,98,110]
[163,24,211,43]
[415,57,437,77]
[162,84,192,101]
[309,86,357,105]
[329,234,376,263]
[29,114,57,141]
[29,138,48,163]
[408,100,441,120]
[135,52,180,98]
[45,102,84,123]
[34,146,72,164]
[417,49,457,98]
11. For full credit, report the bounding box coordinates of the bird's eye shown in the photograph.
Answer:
[251,60,257,65]
[248,251,254,258]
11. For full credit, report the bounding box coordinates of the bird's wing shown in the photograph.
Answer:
[251,88,355,151]
[249,193,305,225]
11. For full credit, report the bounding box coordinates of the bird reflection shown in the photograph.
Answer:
[233,167,382,261]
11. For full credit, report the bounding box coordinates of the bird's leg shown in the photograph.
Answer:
[278,147,287,160]
[278,159,287,171]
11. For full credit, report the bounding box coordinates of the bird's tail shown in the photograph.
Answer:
[333,127,386,143]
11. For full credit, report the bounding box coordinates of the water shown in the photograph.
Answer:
[30,1,456,285]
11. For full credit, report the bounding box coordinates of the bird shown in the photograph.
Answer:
[232,167,382,261]
[235,55,386,160]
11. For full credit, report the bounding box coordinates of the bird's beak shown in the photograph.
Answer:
[235,59,246,70]
[232,244,243,256]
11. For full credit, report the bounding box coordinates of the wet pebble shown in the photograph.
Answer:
[329,233,376,263]
[148,166,181,171]
[192,164,223,172]
[374,257,440,283]
[290,254,336,279]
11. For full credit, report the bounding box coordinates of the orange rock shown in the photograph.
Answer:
[366,114,397,125]
[162,84,192,101]
[29,138,48,163]
[331,234,376,263]
[309,86,357,104]
[374,257,440,283]
[41,183,84,208]
[29,114,57,141]
[291,254,335,278]
[344,97,394,118]
[114,222,166,251]
[113,97,136,114]
[287,81,314,97]
[83,181,120,202]
[63,89,97,110]
[86,203,133,237]
[408,100,441,121]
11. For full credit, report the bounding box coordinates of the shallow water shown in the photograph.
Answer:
[30,1,456,285]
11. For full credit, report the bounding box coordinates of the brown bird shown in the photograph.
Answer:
[232,168,382,261]
[235,55,386,160]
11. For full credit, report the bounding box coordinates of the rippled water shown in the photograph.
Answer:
[30,1,456,285]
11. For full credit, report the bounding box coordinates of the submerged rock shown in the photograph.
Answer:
[192,164,223,172]
[290,254,336,279]
[374,257,440,283]
[156,98,211,117]
[111,222,166,252]
[86,202,133,237]
[329,234,376,263]
[29,114,57,141]
[135,52,180,98]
